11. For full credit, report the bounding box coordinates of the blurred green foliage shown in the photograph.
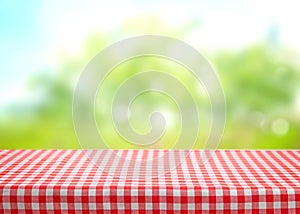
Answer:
[0,31,300,149]
[213,45,300,149]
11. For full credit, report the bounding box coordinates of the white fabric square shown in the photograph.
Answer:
[216,189,223,196]
[3,189,10,196]
[146,203,153,210]
[74,189,81,196]
[274,202,281,209]
[187,190,194,196]
[244,189,251,196]
[117,189,124,196]
[117,203,125,210]
[272,188,281,195]
[216,203,224,210]
[32,203,39,210]
[46,189,53,196]
[258,188,266,195]
[188,203,195,210]
[259,202,266,209]
[231,189,237,196]
[202,189,209,196]
[60,203,68,210]
[159,189,166,196]
[174,203,181,210]
[74,203,82,210]
[103,189,110,196]
[17,188,25,196]
[288,201,295,208]
[145,189,152,196]
[88,188,96,196]
[46,203,53,210]
[131,189,138,196]
[131,203,139,210]
[31,189,39,196]
[231,203,238,210]
[245,202,252,209]
[173,189,180,196]
[60,189,68,196]
[17,203,25,209]
[103,203,110,209]
[202,203,209,210]
[2,203,10,209]
[89,203,97,210]
[160,203,167,210]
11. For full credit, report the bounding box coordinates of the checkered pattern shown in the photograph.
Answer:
[0,150,299,213]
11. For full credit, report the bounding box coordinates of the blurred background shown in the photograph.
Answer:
[1,0,300,149]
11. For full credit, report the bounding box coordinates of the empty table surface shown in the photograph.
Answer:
[0,150,299,213]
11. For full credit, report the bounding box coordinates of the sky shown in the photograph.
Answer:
[0,0,300,107]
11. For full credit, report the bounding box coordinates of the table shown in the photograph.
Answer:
[0,150,299,213]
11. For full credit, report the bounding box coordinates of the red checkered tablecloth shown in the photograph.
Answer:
[0,150,299,213]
